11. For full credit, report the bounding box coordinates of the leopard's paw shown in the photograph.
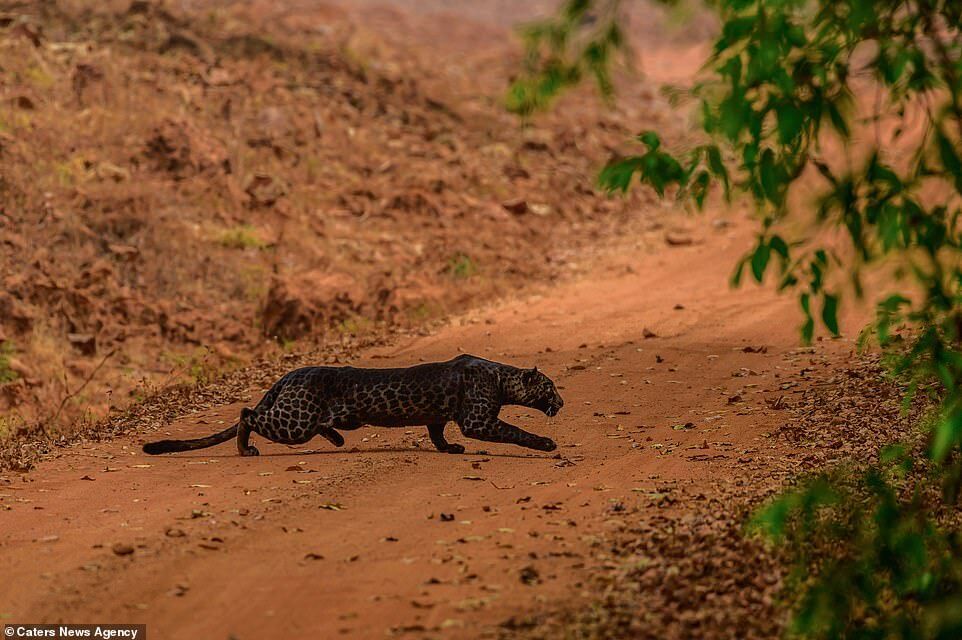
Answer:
[442,443,465,455]
[240,446,260,457]
[325,431,345,447]
[535,438,556,452]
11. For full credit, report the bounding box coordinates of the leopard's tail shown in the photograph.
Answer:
[142,423,238,455]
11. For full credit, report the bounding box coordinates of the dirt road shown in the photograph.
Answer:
[0,214,859,638]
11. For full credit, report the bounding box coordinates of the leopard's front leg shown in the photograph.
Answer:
[457,415,556,452]
[457,373,556,452]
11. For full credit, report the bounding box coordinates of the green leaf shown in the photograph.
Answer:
[598,157,641,193]
[826,100,850,139]
[879,444,906,464]
[731,257,747,287]
[719,16,756,49]
[932,409,962,462]
[759,149,779,203]
[720,90,748,141]
[691,170,711,208]
[637,131,661,150]
[751,241,771,282]
[936,130,962,193]
[776,102,804,145]
[822,293,840,335]
[800,293,814,344]
[769,235,789,259]
[748,493,794,540]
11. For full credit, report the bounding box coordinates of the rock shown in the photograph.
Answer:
[160,32,213,61]
[204,67,233,86]
[107,243,139,260]
[0,231,26,250]
[72,63,104,104]
[262,271,365,341]
[0,292,36,333]
[244,173,288,207]
[144,118,227,179]
[7,357,34,379]
[665,232,694,246]
[503,164,530,180]
[10,23,42,47]
[254,106,292,142]
[11,95,35,110]
[502,198,528,215]
[111,543,135,556]
[96,162,130,182]
[67,333,97,356]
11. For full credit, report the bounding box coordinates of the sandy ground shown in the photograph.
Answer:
[0,212,860,638]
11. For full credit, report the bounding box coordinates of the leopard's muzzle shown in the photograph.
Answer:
[542,397,564,417]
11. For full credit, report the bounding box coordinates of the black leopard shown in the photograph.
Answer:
[142,354,564,457]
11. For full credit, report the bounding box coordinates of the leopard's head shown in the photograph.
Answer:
[509,367,564,416]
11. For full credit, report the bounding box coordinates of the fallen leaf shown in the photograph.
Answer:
[519,565,540,585]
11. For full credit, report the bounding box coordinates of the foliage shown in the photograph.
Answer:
[750,448,962,639]
[446,252,478,279]
[513,0,962,636]
[507,0,625,117]
[218,224,267,250]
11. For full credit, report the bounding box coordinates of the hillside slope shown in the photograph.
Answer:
[0,0,681,443]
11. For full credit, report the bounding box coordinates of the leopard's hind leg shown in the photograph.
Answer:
[428,422,464,454]
[319,426,344,448]
[278,401,343,448]
[237,407,260,457]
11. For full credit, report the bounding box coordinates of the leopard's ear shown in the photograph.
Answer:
[532,366,539,373]
[522,367,538,382]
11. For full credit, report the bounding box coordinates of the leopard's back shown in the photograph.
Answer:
[253,356,500,431]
